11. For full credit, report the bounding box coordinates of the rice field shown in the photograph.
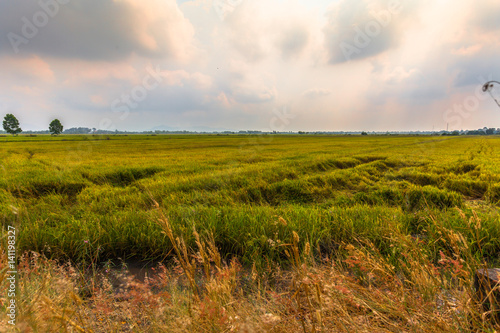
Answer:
[1,134,500,331]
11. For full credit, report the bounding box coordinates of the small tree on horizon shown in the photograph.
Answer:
[49,119,64,135]
[3,114,22,135]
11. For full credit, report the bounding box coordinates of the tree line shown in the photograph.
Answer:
[2,114,63,135]
[2,113,500,137]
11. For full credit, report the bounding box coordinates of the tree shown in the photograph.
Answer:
[2,114,22,135]
[49,119,63,135]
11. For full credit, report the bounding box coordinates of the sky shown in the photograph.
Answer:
[1,0,500,132]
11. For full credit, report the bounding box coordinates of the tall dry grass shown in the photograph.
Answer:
[1,207,499,332]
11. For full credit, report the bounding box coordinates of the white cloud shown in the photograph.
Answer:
[161,70,213,89]
[323,0,424,64]
[302,88,331,98]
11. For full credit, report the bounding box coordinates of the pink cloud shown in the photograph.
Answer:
[1,56,54,83]
[59,61,138,84]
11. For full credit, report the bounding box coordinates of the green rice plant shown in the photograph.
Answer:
[486,183,500,204]
[448,161,479,174]
[264,179,315,205]
[444,178,488,198]
[404,185,463,211]
[2,134,500,271]
[388,170,442,186]
[307,157,360,172]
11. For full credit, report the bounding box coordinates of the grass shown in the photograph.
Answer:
[1,209,499,332]
[1,134,500,331]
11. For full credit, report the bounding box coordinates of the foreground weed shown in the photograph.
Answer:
[2,228,500,332]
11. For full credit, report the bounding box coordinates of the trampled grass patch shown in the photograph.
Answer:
[82,166,164,187]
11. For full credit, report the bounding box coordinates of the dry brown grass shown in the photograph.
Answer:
[1,211,500,332]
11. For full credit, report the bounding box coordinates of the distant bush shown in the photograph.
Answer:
[63,127,92,134]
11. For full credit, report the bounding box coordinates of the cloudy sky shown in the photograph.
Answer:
[1,0,500,132]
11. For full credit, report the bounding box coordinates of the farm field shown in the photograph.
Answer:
[1,134,500,332]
